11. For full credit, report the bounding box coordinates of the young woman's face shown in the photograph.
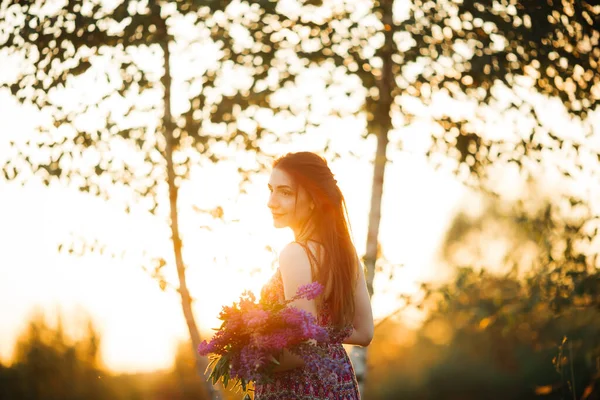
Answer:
[267,168,314,230]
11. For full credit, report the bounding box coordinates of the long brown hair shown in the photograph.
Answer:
[273,152,357,328]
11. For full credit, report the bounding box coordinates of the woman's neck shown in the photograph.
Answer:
[293,219,318,243]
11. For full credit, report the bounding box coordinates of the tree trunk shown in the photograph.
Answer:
[351,127,389,398]
[159,20,222,400]
[350,0,394,397]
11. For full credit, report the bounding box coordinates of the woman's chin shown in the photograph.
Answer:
[272,220,286,229]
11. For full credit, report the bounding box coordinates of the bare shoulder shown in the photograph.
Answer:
[278,243,319,308]
[279,242,310,266]
[279,242,312,278]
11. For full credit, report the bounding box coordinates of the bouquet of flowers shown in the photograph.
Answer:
[197,281,349,395]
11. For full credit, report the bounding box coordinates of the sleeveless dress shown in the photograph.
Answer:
[253,242,361,400]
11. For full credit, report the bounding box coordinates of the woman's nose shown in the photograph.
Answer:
[267,193,278,210]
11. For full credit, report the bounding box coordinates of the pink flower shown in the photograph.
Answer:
[252,328,296,350]
[242,309,269,329]
[279,307,311,326]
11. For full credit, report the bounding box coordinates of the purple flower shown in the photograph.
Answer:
[292,282,324,301]
[253,329,295,350]
[279,307,308,325]
[242,309,269,329]
[238,345,269,378]
[279,307,329,343]
[197,340,214,356]
[197,329,233,356]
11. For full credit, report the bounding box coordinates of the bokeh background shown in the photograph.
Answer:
[1,0,599,399]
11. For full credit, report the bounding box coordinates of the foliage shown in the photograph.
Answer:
[439,187,600,310]
[362,264,600,400]
[0,0,276,211]
[205,0,599,178]
[408,1,600,200]
[0,311,114,400]
[413,181,600,399]
[412,0,600,117]
[0,310,218,400]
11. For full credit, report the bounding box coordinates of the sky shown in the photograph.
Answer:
[0,87,468,373]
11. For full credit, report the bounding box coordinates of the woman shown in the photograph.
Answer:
[255,151,374,400]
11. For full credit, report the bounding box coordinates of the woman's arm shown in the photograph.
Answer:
[343,255,374,347]
[272,242,319,372]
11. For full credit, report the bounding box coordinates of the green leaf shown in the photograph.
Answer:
[269,355,280,365]
[222,373,229,388]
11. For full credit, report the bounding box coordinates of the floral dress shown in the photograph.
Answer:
[254,243,361,400]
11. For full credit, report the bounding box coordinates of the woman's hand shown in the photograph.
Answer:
[271,349,305,372]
